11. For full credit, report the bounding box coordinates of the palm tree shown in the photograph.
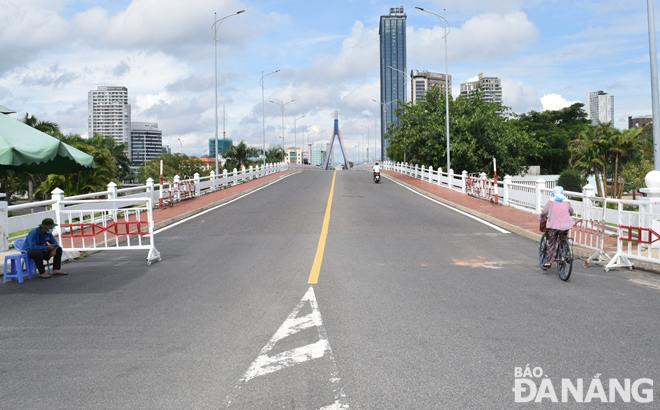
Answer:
[569,127,606,197]
[86,134,131,180]
[266,147,285,163]
[608,128,641,198]
[224,141,251,171]
[21,113,61,137]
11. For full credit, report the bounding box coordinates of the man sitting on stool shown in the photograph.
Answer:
[25,218,67,278]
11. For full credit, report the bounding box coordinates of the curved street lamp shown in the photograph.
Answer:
[416,6,451,172]
[388,65,408,102]
[270,99,295,153]
[177,138,183,154]
[212,10,245,175]
[261,69,280,165]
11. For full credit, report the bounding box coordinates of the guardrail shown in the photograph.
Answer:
[0,162,289,251]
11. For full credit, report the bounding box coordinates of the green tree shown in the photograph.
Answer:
[266,147,285,163]
[556,168,586,193]
[21,113,61,137]
[386,87,537,176]
[86,133,132,180]
[512,103,589,174]
[224,141,251,171]
[136,153,207,183]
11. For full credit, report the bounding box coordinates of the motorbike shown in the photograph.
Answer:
[373,172,381,183]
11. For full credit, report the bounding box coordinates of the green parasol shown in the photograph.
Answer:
[0,112,95,174]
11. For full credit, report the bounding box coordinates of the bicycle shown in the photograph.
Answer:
[539,230,573,281]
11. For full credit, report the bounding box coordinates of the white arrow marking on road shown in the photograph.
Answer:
[226,286,348,409]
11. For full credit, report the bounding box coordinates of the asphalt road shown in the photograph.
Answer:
[1,170,660,409]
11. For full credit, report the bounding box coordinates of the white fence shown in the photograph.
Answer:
[383,161,660,272]
[0,162,289,251]
[55,196,160,265]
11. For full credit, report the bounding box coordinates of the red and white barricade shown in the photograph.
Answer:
[466,172,498,204]
[571,197,612,268]
[605,200,659,272]
[54,197,161,265]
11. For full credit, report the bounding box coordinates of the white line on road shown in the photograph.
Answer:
[385,175,510,234]
[226,286,348,409]
[153,173,296,235]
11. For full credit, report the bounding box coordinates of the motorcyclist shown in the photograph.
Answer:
[372,162,381,179]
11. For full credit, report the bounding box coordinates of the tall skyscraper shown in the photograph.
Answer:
[379,5,407,161]
[459,73,502,104]
[586,91,614,126]
[130,122,162,173]
[411,70,452,103]
[88,86,131,145]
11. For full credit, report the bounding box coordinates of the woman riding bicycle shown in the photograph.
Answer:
[539,186,574,269]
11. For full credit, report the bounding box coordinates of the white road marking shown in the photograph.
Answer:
[153,173,295,235]
[226,286,348,409]
[385,175,510,234]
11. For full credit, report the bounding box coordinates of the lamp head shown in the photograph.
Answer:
[237,10,245,14]
[415,6,425,11]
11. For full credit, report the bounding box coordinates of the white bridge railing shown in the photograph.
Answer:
[383,161,660,272]
[0,162,289,251]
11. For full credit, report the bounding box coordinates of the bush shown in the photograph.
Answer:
[557,168,586,193]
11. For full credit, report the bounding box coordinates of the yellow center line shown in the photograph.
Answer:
[308,170,337,284]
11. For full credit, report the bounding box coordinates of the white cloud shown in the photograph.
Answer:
[502,79,541,113]
[302,21,378,83]
[409,11,538,64]
[540,94,579,111]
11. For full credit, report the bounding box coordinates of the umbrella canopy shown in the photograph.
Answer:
[0,113,95,174]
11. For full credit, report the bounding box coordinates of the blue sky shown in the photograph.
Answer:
[0,0,658,160]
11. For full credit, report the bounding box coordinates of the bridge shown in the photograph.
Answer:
[2,167,660,408]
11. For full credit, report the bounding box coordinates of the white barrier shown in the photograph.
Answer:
[53,194,161,265]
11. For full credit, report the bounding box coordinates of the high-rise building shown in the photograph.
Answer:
[130,122,162,173]
[586,91,614,126]
[411,70,452,103]
[208,138,233,157]
[379,5,407,161]
[460,73,502,104]
[88,86,131,145]
[628,115,653,129]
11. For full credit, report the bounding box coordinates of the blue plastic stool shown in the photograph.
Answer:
[3,254,30,283]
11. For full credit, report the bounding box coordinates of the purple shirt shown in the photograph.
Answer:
[540,201,574,230]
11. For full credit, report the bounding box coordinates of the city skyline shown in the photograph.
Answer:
[0,0,658,158]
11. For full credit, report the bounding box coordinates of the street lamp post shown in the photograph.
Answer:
[270,99,295,160]
[212,10,245,175]
[361,125,369,162]
[388,65,408,102]
[647,0,660,169]
[177,138,183,154]
[261,69,280,165]
[416,6,451,172]
[294,115,305,164]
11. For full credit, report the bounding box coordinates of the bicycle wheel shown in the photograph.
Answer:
[539,233,548,269]
[556,238,573,281]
